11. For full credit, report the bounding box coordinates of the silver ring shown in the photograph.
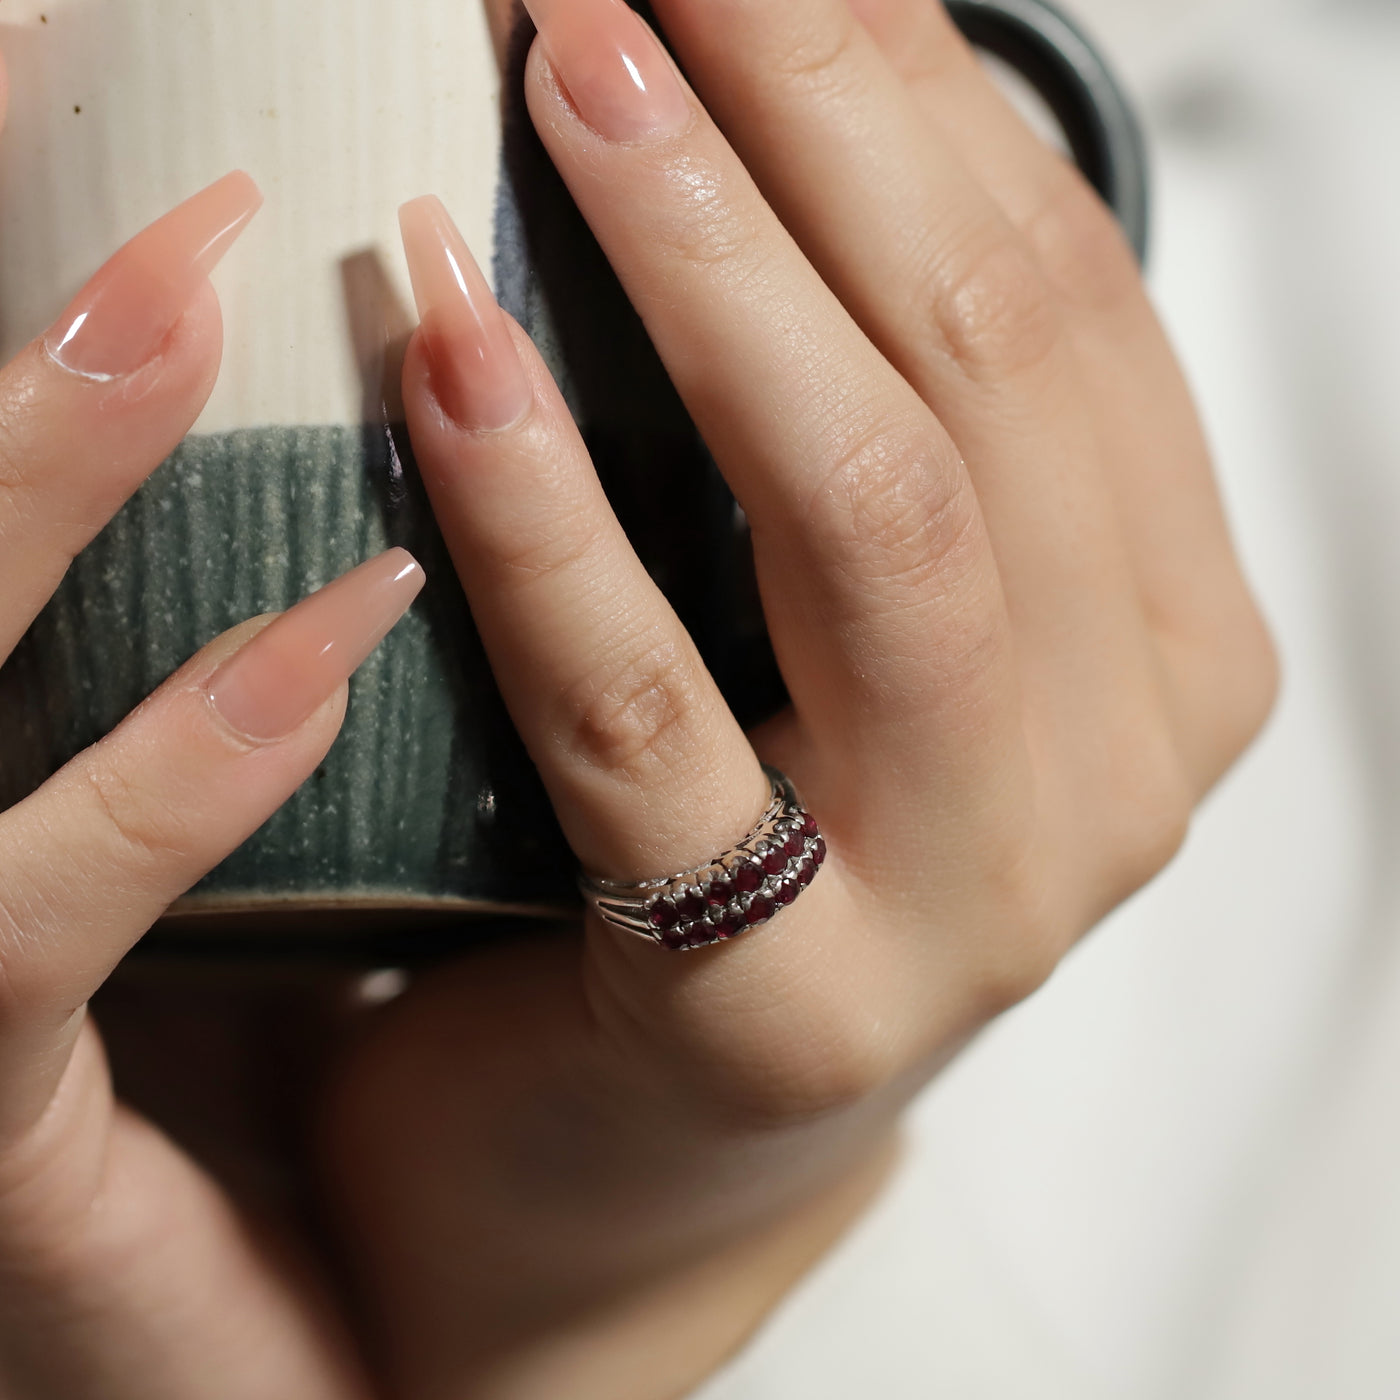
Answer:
[579,765,826,951]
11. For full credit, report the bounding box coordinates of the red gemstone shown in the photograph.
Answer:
[796,857,817,886]
[774,876,799,906]
[649,898,680,929]
[783,830,805,858]
[683,920,716,948]
[811,836,827,866]
[713,907,745,938]
[675,887,707,920]
[801,812,819,837]
[732,859,763,893]
[660,924,690,950]
[761,845,787,875]
[745,892,776,925]
[706,874,735,905]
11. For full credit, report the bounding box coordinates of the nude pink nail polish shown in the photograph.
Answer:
[206,549,426,742]
[45,170,263,381]
[521,0,692,142]
[399,195,533,431]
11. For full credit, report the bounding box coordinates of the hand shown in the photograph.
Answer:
[0,145,423,1398]
[315,0,1278,1397]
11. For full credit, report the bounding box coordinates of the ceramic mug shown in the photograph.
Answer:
[0,0,1147,955]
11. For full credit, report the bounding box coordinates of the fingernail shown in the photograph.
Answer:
[399,195,533,431]
[521,0,691,143]
[45,170,263,381]
[206,549,425,742]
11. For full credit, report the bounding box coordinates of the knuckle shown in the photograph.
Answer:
[1103,738,1195,905]
[0,933,26,1042]
[768,10,863,92]
[1024,170,1144,315]
[1209,605,1283,758]
[806,417,982,603]
[650,157,766,275]
[969,928,1064,1018]
[560,635,702,778]
[894,15,972,91]
[586,946,906,1132]
[1230,612,1283,745]
[708,1005,905,1131]
[80,760,193,872]
[920,222,1063,382]
[1160,587,1282,788]
[0,883,66,1036]
[0,414,41,541]
[963,841,1066,1017]
[494,515,610,590]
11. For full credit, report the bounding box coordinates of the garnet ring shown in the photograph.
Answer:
[578,765,826,951]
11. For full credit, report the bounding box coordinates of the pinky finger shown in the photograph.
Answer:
[0,548,424,1145]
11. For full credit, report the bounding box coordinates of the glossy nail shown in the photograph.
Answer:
[45,170,263,381]
[206,549,425,742]
[521,0,691,142]
[399,195,533,431]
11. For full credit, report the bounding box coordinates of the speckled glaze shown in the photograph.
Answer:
[0,422,578,925]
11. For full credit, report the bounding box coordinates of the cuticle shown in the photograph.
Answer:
[437,386,536,439]
[42,337,117,385]
[203,686,276,751]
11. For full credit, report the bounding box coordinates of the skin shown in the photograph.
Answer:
[0,2,1278,1398]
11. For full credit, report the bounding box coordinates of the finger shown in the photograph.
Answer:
[0,171,261,660]
[0,549,424,1144]
[397,200,917,1118]
[843,0,1278,783]
[398,196,766,880]
[637,0,1176,795]
[515,0,1025,827]
[846,0,1114,268]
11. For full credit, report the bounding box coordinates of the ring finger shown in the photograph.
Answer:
[398,196,768,882]
[396,193,1019,1106]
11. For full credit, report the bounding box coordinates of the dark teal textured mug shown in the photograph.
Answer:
[0,0,1147,954]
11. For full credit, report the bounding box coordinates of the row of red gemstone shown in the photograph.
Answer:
[649,817,826,948]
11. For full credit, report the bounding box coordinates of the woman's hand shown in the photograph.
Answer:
[0,138,423,1398]
[318,0,1279,1396]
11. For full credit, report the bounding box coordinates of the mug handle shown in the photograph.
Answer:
[945,0,1150,265]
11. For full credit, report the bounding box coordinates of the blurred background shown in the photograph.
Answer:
[698,2,1400,1396]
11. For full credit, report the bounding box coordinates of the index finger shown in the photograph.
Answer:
[0,551,423,1147]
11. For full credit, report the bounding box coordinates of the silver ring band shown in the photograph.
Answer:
[579,765,826,951]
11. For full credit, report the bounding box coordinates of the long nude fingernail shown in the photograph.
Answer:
[521,0,692,143]
[399,195,533,431]
[45,170,263,381]
[206,549,425,742]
